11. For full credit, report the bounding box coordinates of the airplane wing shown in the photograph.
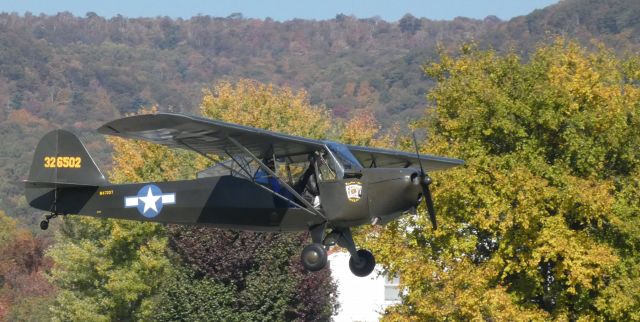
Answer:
[347,145,464,171]
[98,112,464,171]
[97,113,324,162]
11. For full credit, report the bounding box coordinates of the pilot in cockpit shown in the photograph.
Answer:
[254,158,278,188]
[254,155,322,209]
[294,155,321,208]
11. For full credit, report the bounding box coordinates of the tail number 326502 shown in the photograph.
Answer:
[43,156,82,168]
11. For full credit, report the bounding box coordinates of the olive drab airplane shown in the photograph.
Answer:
[25,113,464,277]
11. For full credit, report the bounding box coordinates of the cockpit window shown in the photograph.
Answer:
[324,142,362,171]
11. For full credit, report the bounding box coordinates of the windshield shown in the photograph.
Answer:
[324,142,362,171]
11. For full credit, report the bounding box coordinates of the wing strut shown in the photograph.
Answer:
[223,148,253,178]
[226,136,327,220]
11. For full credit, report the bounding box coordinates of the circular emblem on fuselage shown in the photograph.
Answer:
[124,184,176,218]
[345,181,363,202]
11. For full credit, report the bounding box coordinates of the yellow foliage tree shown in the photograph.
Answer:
[201,79,332,138]
[362,39,640,320]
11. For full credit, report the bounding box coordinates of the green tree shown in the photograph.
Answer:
[48,216,171,321]
[153,267,238,321]
[361,39,640,320]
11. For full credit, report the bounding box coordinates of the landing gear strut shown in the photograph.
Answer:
[40,213,59,231]
[41,188,61,231]
[332,228,376,277]
[301,224,376,277]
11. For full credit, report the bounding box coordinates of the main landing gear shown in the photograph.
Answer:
[301,243,327,271]
[301,225,376,277]
[40,213,59,230]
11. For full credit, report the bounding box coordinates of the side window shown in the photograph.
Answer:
[316,153,337,182]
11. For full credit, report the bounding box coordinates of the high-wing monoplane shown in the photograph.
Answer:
[25,113,463,277]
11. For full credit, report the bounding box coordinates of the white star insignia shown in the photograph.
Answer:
[138,186,161,214]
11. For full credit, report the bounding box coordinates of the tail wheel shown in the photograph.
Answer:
[349,249,376,277]
[39,213,58,231]
[301,243,328,272]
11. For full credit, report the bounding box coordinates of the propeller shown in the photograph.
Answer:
[412,133,437,230]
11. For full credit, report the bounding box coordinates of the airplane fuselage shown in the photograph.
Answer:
[27,168,422,231]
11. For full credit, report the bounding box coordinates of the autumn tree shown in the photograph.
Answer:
[361,39,640,320]
[339,110,394,148]
[0,211,55,321]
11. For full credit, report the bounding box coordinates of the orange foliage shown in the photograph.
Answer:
[0,212,55,319]
[6,109,47,126]
[341,111,395,148]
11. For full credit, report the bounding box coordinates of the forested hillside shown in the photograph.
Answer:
[2,0,640,224]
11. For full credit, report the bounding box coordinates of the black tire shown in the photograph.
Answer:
[349,249,376,277]
[301,243,328,272]
[40,220,49,230]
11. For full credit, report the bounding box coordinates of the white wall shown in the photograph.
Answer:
[329,252,398,322]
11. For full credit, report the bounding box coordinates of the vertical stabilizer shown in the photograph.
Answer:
[27,129,108,186]
[25,130,108,209]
